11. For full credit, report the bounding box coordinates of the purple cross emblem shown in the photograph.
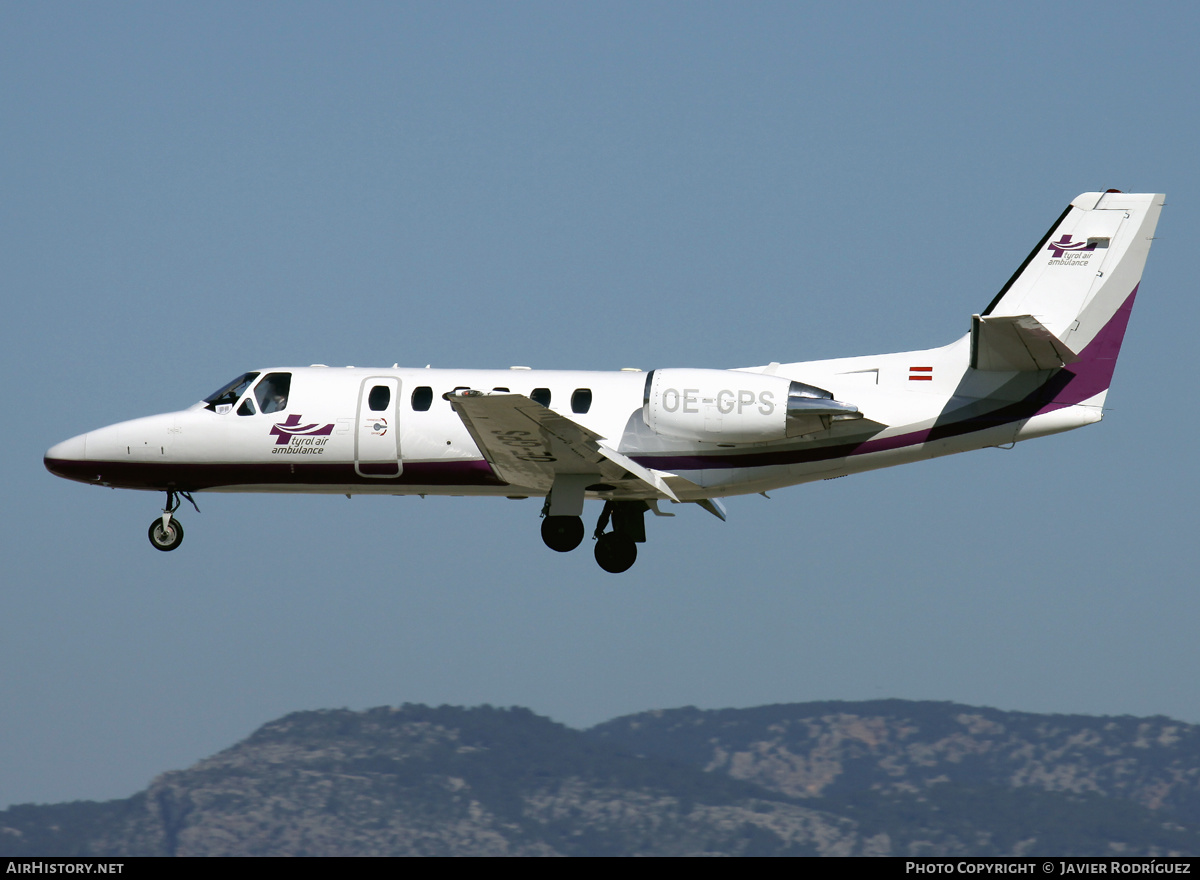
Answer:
[270,414,335,445]
[1046,235,1097,259]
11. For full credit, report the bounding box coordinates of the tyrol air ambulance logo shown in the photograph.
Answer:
[269,414,335,455]
[1046,234,1098,264]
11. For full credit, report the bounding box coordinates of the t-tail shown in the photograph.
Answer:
[970,190,1164,414]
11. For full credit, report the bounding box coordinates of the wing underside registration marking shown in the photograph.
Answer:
[447,391,682,501]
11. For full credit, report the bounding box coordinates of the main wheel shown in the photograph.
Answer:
[148,517,184,552]
[541,515,584,552]
[594,531,637,573]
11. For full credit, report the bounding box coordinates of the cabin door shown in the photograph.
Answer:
[355,377,402,478]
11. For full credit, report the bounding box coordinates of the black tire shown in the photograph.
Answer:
[148,517,184,552]
[594,531,637,573]
[541,515,584,552]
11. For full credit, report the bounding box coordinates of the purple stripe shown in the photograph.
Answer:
[1035,285,1137,414]
[43,457,503,492]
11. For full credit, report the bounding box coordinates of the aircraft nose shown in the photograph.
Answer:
[46,432,87,462]
[44,432,89,479]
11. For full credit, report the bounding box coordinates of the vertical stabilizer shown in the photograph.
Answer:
[971,189,1163,416]
[979,191,1163,357]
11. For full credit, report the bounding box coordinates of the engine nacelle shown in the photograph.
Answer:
[642,369,857,444]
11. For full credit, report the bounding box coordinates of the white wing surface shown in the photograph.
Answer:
[447,391,681,501]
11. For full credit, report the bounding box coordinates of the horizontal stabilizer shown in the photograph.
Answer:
[970,313,1079,372]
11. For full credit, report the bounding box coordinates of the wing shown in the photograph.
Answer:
[446,391,681,502]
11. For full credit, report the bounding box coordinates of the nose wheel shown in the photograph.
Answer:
[147,489,198,552]
[148,517,184,551]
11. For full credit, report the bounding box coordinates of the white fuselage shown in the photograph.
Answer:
[44,341,1102,503]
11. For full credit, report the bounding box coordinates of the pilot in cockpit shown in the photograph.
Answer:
[256,373,291,414]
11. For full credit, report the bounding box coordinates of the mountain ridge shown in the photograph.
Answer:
[3,700,1197,856]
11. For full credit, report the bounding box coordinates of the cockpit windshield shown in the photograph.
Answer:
[203,372,259,413]
[255,373,292,414]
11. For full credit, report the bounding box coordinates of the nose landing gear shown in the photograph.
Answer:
[148,490,198,552]
[148,517,184,551]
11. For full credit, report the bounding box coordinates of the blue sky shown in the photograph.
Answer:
[4,1,1199,807]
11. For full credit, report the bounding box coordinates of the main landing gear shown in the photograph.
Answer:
[541,515,585,552]
[148,489,199,552]
[592,500,645,574]
[539,500,648,573]
[594,530,637,574]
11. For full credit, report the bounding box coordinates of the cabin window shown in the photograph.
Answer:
[571,388,592,413]
[411,386,433,411]
[255,373,292,414]
[493,387,510,392]
[368,384,391,412]
[203,372,259,413]
[531,388,551,407]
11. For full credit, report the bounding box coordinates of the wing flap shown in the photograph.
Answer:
[594,444,680,502]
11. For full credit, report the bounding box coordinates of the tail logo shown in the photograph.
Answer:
[1046,235,1097,259]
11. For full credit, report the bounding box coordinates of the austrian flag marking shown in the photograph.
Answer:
[909,367,933,381]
